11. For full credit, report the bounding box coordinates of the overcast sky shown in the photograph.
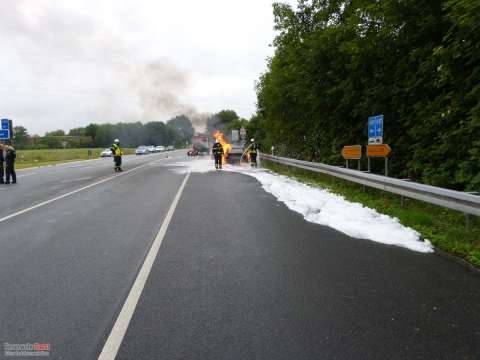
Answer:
[0,0,295,135]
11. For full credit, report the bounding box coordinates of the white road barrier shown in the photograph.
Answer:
[261,154,480,217]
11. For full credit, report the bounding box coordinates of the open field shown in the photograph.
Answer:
[15,148,134,169]
[263,160,480,268]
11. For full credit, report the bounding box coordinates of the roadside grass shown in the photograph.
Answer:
[15,148,134,169]
[263,160,480,268]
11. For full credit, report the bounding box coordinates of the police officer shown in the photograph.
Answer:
[249,138,258,168]
[4,145,16,184]
[0,144,4,184]
[212,139,224,170]
[111,139,123,172]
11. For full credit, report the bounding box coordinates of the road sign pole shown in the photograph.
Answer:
[358,159,361,171]
[385,157,388,177]
[346,159,349,169]
[367,157,371,173]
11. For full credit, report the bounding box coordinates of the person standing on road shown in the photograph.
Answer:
[212,139,224,170]
[4,145,16,184]
[111,139,123,173]
[249,138,258,168]
[0,144,4,184]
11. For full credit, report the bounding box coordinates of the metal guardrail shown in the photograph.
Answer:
[261,154,480,216]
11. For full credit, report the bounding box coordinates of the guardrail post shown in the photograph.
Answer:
[465,213,472,228]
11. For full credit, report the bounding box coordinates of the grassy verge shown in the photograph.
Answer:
[15,148,134,169]
[263,160,480,268]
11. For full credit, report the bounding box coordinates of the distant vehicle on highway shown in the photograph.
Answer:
[227,143,244,164]
[135,146,149,155]
[156,146,166,152]
[100,148,113,157]
[147,145,156,153]
[187,148,198,156]
[166,145,174,151]
[191,135,209,154]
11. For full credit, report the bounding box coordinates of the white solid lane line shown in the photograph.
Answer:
[0,161,157,224]
[98,171,191,360]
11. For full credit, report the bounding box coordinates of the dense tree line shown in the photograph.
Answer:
[12,116,196,149]
[12,110,252,149]
[254,0,480,190]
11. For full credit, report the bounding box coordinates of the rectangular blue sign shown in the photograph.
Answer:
[0,129,9,139]
[368,115,384,138]
[0,119,10,139]
[1,119,9,130]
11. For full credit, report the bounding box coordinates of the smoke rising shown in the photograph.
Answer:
[0,0,210,133]
[131,59,209,132]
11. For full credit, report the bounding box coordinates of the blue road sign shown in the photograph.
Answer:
[368,115,384,138]
[0,119,10,139]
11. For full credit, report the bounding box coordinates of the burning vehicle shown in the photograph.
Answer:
[212,129,246,165]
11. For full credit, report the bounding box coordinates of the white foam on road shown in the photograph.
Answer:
[168,159,433,253]
[169,157,218,173]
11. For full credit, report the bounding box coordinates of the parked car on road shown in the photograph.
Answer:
[166,145,174,151]
[156,146,165,152]
[147,146,156,153]
[135,146,149,155]
[100,148,113,157]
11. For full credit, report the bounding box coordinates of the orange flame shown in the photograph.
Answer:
[213,130,232,163]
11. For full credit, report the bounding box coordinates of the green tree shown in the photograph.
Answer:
[68,127,86,136]
[167,115,195,142]
[13,126,30,148]
[45,129,66,137]
[255,0,479,190]
[207,110,239,135]
[85,123,99,143]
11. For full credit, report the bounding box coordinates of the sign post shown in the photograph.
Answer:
[341,145,362,170]
[366,115,391,176]
[240,127,246,140]
[366,144,391,176]
[368,115,384,144]
[231,129,239,142]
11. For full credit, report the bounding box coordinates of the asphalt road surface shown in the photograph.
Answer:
[0,152,479,359]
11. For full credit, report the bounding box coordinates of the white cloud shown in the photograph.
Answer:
[0,0,296,134]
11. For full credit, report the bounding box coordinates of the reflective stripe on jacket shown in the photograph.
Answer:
[112,144,123,156]
[212,143,224,155]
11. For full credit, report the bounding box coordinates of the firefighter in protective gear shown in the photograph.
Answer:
[4,145,16,184]
[212,139,224,169]
[249,138,258,168]
[111,139,123,172]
